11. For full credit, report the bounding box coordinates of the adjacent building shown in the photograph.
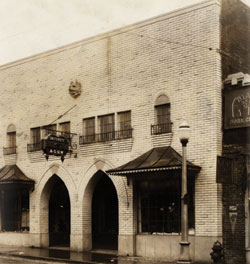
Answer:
[0,0,249,263]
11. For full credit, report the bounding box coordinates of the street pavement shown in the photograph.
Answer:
[0,255,62,264]
[0,245,211,264]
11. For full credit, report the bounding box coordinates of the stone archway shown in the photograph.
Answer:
[78,159,135,254]
[34,164,75,248]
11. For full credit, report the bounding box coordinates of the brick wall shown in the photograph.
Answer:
[0,0,222,261]
[222,77,250,263]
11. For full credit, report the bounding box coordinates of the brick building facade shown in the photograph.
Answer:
[0,0,249,263]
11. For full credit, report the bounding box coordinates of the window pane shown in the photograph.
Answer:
[1,192,30,232]
[60,122,70,133]
[84,118,95,136]
[83,118,95,143]
[98,114,115,141]
[118,111,131,131]
[99,114,114,133]
[139,179,182,234]
[44,124,57,136]
[156,104,170,125]
[59,122,70,139]
[31,127,41,144]
[7,132,16,147]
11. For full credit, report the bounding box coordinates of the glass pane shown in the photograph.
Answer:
[7,132,16,147]
[84,118,95,136]
[156,104,170,124]
[138,179,185,234]
[99,114,114,133]
[119,111,131,130]
[31,127,41,143]
[60,122,70,133]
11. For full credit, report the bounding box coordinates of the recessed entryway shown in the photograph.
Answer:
[92,173,118,250]
[49,175,70,247]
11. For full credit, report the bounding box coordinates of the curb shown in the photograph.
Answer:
[0,251,106,264]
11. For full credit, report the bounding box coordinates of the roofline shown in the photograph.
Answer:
[0,0,220,70]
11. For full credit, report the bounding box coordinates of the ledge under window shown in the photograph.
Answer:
[27,142,42,152]
[3,146,17,155]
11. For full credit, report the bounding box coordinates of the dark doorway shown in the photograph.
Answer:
[92,174,118,250]
[49,176,70,247]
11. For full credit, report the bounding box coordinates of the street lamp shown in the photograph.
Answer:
[177,120,191,264]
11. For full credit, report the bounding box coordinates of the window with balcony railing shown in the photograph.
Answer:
[59,122,71,139]
[151,94,171,135]
[3,125,17,155]
[79,129,133,144]
[99,114,115,141]
[118,111,132,139]
[83,117,95,144]
[79,112,133,145]
[27,127,42,152]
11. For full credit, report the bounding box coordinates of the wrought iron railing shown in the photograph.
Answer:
[151,123,172,135]
[79,129,133,145]
[3,146,17,155]
[27,142,42,152]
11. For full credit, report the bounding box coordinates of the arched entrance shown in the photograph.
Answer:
[49,175,70,247]
[92,173,118,250]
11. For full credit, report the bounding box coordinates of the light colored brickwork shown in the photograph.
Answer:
[0,0,222,261]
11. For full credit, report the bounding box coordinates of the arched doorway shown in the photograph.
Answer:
[92,173,118,250]
[49,175,70,247]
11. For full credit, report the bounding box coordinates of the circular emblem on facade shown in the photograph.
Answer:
[69,80,82,98]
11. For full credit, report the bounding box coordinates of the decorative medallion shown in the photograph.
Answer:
[69,80,82,98]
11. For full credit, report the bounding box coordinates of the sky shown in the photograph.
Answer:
[0,0,250,66]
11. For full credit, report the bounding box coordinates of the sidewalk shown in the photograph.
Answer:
[0,245,211,264]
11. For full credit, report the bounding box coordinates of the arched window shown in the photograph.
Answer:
[3,124,16,155]
[151,94,171,134]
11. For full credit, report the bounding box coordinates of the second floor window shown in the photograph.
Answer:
[83,117,95,143]
[118,111,132,139]
[43,124,57,136]
[7,132,16,148]
[152,94,171,135]
[31,127,41,144]
[27,127,41,152]
[4,124,17,155]
[98,114,115,141]
[59,122,70,139]
[156,104,170,125]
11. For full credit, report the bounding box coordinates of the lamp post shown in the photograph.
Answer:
[177,120,191,264]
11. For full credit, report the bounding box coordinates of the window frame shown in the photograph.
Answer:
[98,113,115,142]
[151,94,172,135]
[137,176,195,235]
[83,117,96,144]
[117,110,132,139]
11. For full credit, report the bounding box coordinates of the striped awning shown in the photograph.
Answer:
[107,146,201,176]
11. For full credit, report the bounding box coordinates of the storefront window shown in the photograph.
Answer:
[137,177,194,234]
[1,191,30,232]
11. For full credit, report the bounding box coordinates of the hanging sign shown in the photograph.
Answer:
[41,135,69,160]
[224,87,250,129]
